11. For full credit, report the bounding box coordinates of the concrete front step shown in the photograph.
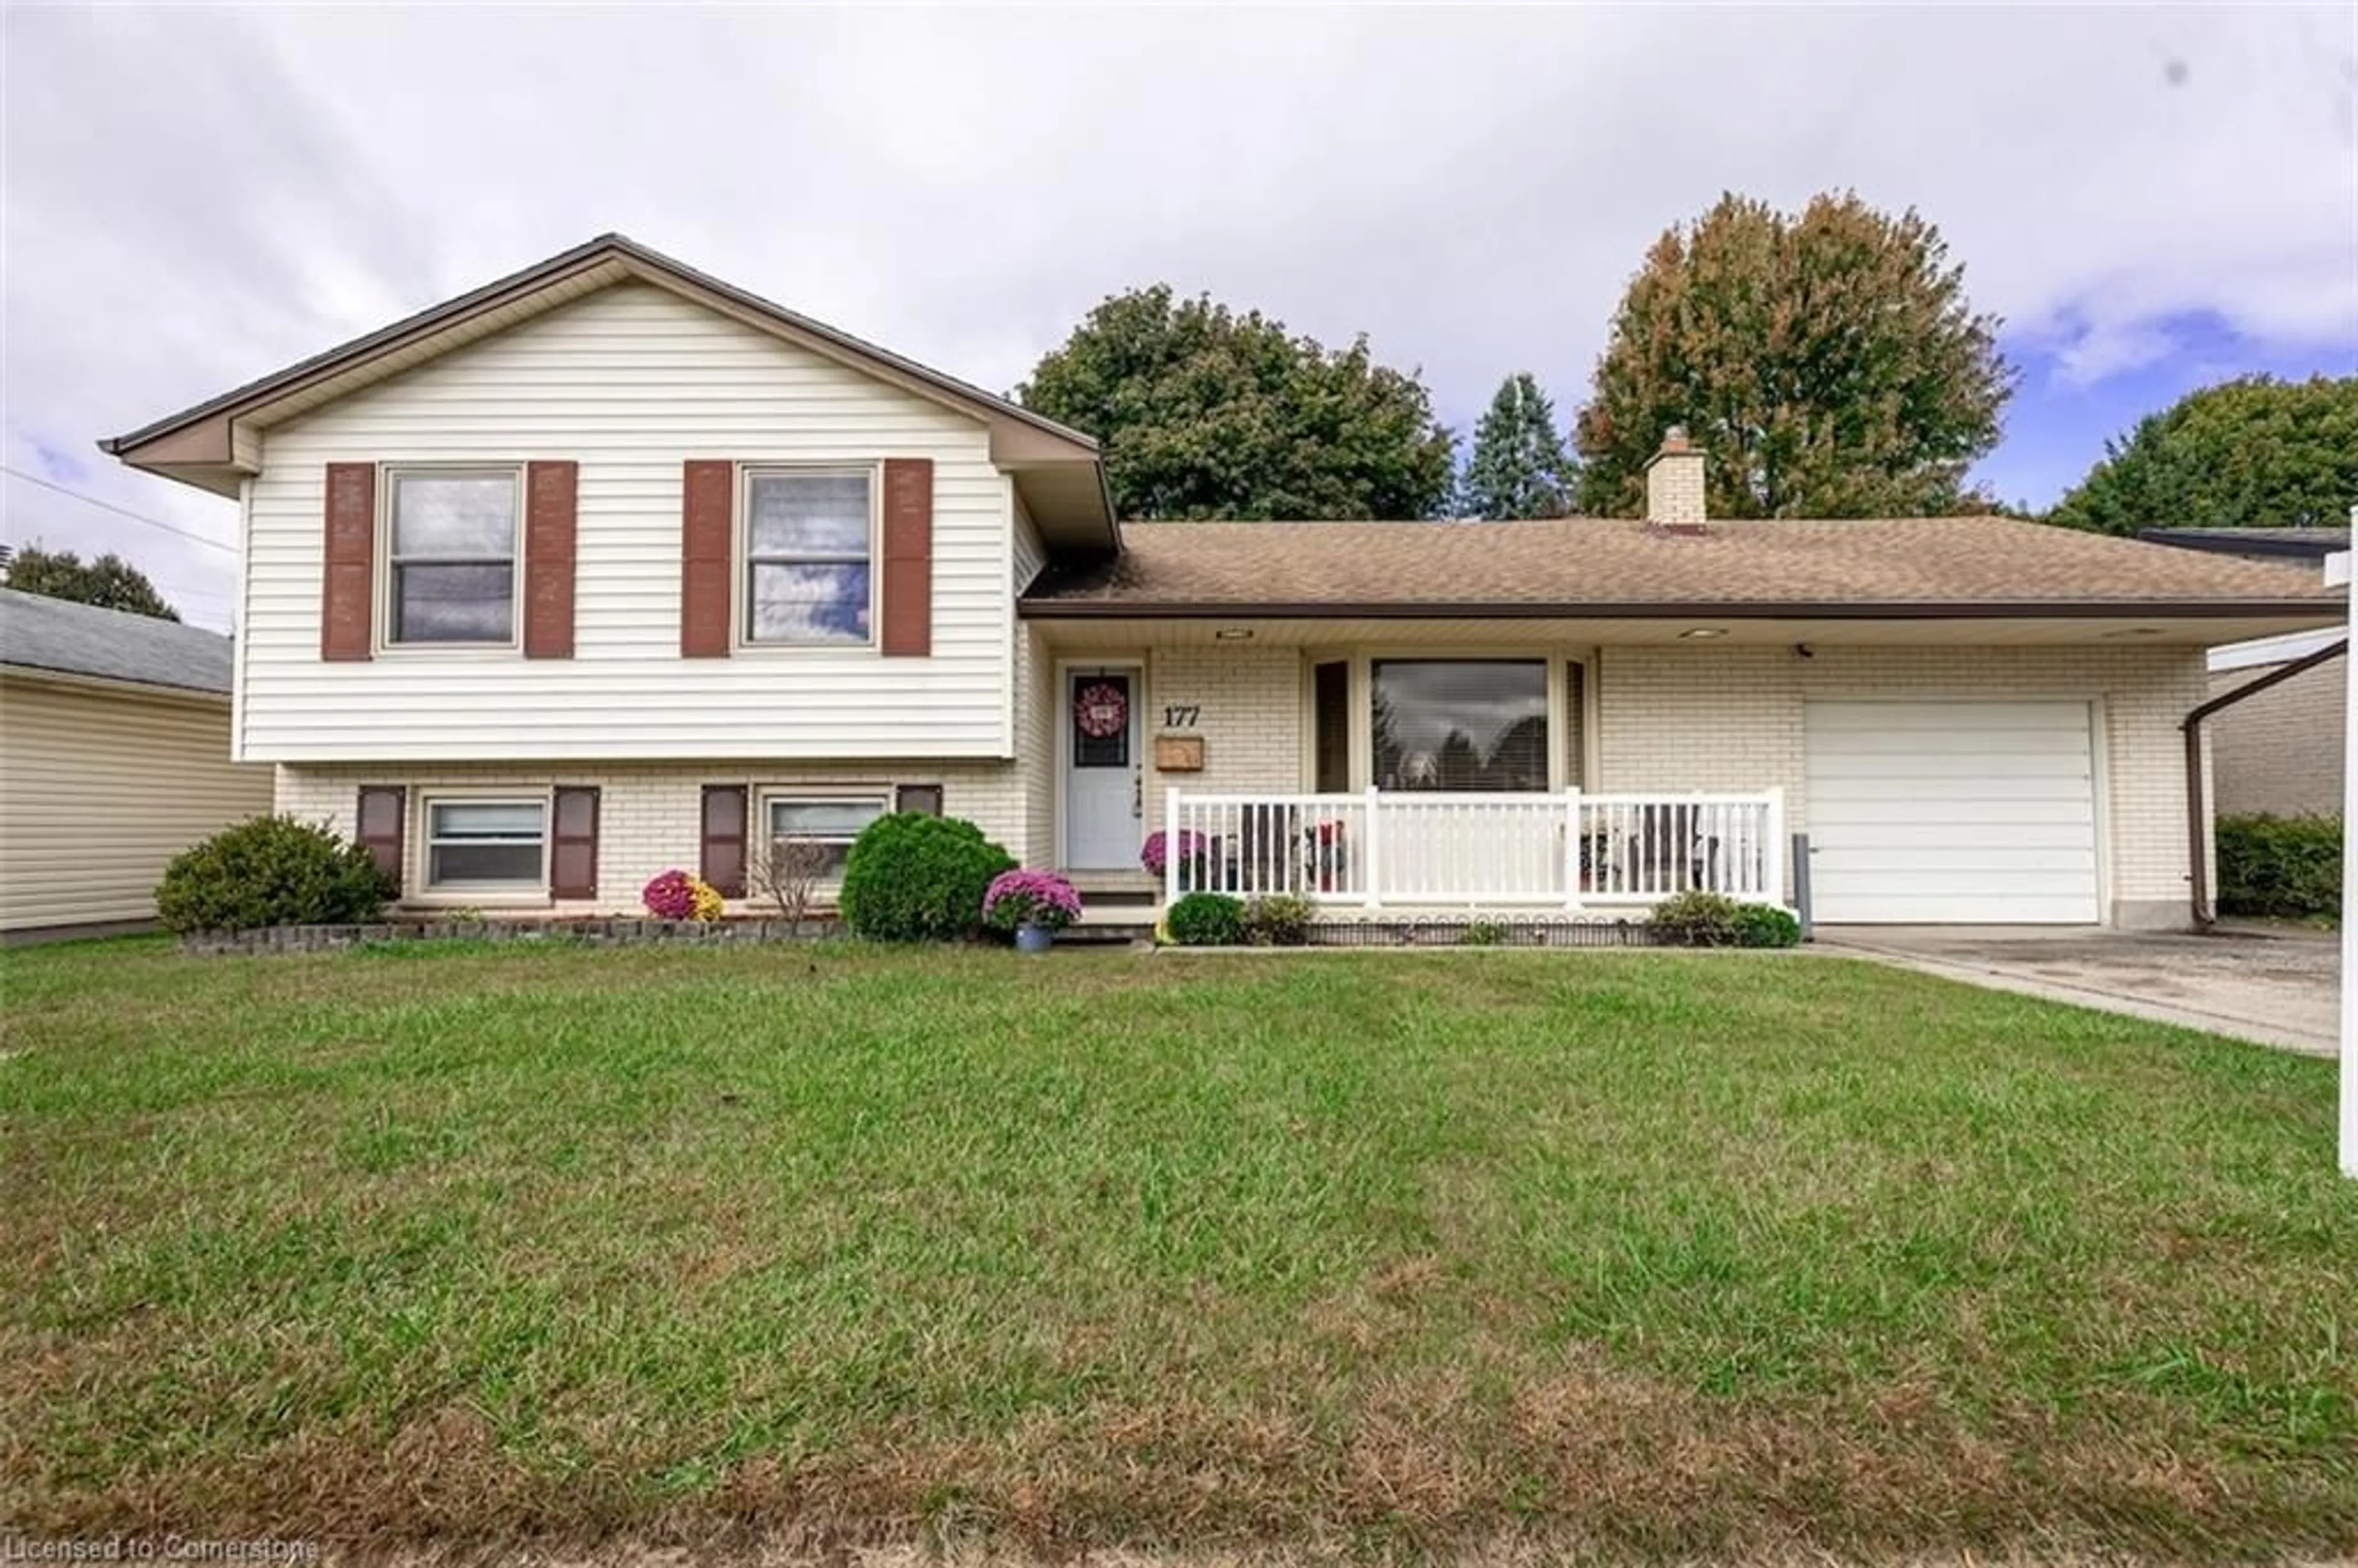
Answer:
[1067,868,1161,914]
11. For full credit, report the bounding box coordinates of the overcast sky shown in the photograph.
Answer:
[4,4,2352,631]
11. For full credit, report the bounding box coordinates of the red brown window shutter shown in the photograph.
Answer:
[681,459,734,658]
[879,457,933,657]
[699,784,749,898]
[356,786,407,891]
[524,460,578,659]
[322,463,376,661]
[550,785,600,900]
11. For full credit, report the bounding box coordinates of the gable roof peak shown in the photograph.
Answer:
[98,231,1115,546]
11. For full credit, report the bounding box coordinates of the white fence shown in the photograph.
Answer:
[1161,788,1786,909]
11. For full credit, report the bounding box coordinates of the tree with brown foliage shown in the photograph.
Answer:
[1576,192,2014,519]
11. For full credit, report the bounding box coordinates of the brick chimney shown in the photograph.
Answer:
[1645,426,1707,533]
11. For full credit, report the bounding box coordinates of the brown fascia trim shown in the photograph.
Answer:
[1016,596,2346,621]
[98,233,1101,459]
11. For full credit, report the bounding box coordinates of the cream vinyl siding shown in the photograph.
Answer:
[240,283,1014,763]
[0,672,274,932]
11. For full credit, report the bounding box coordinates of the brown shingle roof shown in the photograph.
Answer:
[1022,517,2343,618]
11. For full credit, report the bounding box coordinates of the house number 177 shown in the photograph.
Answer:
[1162,705,1201,729]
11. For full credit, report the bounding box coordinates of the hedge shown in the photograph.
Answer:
[2217,813,2340,920]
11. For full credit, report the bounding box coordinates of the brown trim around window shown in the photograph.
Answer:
[550,785,600,899]
[682,460,735,658]
[523,460,578,658]
[879,457,933,656]
[322,464,376,661]
[699,784,749,897]
[356,785,406,891]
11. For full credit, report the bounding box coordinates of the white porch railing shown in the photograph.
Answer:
[1161,788,1786,909]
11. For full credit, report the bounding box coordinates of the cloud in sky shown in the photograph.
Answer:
[4,4,2352,629]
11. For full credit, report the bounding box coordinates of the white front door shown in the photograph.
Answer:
[1063,666,1142,869]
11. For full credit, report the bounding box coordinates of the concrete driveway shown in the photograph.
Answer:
[1815,925,2340,1056]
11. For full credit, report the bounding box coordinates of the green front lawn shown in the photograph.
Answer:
[4,940,2353,1559]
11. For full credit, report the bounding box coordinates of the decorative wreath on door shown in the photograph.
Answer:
[1074,682,1129,739]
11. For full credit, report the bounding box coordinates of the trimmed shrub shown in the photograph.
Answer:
[838,813,1016,942]
[1242,893,1313,947]
[982,869,1084,933]
[1730,902,1803,949]
[2217,813,2340,919]
[1651,891,1800,948]
[642,869,722,922]
[1646,890,1744,947]
[155,815,394,934]
[1167,891,1247,947]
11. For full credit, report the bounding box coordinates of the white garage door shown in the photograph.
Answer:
[1805,701,2101,925]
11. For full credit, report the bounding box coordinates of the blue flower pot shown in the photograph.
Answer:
[1014,922,1055,955]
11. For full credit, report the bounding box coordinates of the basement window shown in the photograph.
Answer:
[762,791,891,883]
[423,798,548,891]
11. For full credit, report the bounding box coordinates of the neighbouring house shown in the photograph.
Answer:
[2144,528,2348,821]
[0,588,274,939]
[99,235,2343,932]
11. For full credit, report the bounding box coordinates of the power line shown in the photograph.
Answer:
[0,465,239,556]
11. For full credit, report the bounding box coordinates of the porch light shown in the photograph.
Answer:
[1679,627,1727,640]
[1213,627,1255,641]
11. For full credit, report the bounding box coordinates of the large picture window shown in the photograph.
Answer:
[743,470,873,646]
[423,798,547,890]
[386,470,519,645]
[1372,660,1549,791]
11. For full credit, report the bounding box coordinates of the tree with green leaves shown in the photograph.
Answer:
[1458,373,1578,519]
[5,545,180,621]
[2045,375,2358,534]
[1016,285,1457,520]
[1575,191,2013,519]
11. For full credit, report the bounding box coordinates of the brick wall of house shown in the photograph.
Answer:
[2206,658,2344,819]
[1016,624,1058,868]
[1595,643,2209,928]
[302,641,2212,924]
[278,759,1030,914]
[1142,642,1303,836]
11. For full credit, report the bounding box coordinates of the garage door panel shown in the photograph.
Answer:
[1813,844,2098,871]
[1809,773,2094,802]
[1812,852,2096,883]
[1818,893,2099,924]
[1811,751,2090,778]
[1807,728,2094,758]
[1805,700,2100,925]
[1807,801,2096,832]
[1805,702,2093,734]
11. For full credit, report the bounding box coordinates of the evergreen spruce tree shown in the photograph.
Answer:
[1458,373,1577,519]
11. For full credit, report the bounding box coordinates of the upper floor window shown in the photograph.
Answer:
[387,469,519,645]
[743,469,873,646]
